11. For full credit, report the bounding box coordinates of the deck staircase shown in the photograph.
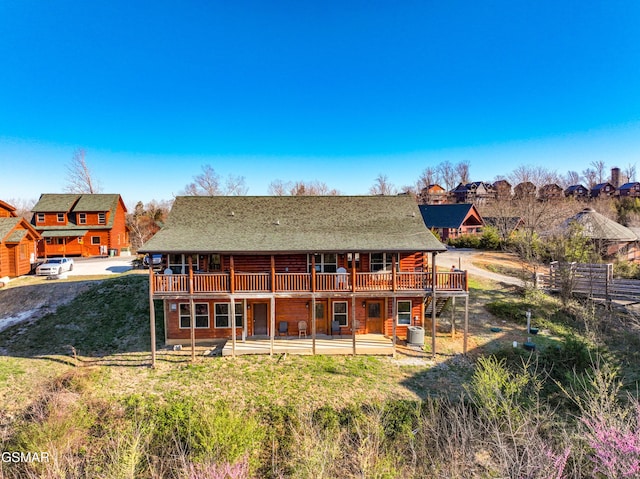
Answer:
[424,296,450,316]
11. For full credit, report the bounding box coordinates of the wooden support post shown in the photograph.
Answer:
[230,295,236,358]
[270,296,275,356]
[229,255,235,294]
[431,252,437,360]
[451,296,456,338]
[351,295,356,355]
[311,255,316,292]
[270,255,276,292]
[392,296,397,357]
[189,257,196,362]
[464,295,469,355]
[351,253,357,292]
[148,265,156,368]
[392,255,397,291]
[312,296,316,355]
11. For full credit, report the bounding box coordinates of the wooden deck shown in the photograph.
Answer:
[221,334,394,356]
[151,270,468,296]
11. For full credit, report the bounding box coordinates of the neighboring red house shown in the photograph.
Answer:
[31,194,130,257]
[140,196,468,350]
[419,203,484,241]
[0,200,41,278]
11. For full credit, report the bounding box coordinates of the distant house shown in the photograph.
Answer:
[451,182,494,204]
[618,182,640,198]
[564,184,589,199]
[560,208,639,261]
[419,203,484,241]
[31,194,130,257]
[590,182,616,198]
[492,180,512,201]
[538,183,564,201]
[0,200,41,278]
[418,184,448,205]
[513,182,536,200]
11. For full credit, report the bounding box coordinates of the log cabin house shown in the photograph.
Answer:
[0,200,41,279]
[140,195,469,360]
[31,194,130,258]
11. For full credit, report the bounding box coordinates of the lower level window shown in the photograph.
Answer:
[91,236,100,245]
[333,301,348,327]
[397,300,412,325]
[179,303,209,328]
[215,303,244,328]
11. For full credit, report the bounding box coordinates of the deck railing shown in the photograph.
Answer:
[151,271,467,295]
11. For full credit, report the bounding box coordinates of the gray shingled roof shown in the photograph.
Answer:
[562,208,637,241]
[31,194,81,212]
[141,195,445,254]
[72,194,121,213]
[0,218,20,243]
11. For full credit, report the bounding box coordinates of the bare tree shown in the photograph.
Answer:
[5,198,36,220]
[624,163,637,183]
[590,160,607,184]
[126,199,172,251]
[508,165,559,188]
[455,160,471,184]
[582,168,597,189]
[65,148,101,194]
[183,165,247,196]
[564,170,581,187]
[268,180,340,196]
[437,161,457,191]
[416,167,439,191]
[225,175,249,196]
[369,174,397,195]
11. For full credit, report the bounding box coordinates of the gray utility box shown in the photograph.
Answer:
[407,326,425,346]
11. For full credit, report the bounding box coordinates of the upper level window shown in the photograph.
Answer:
[347,253,360,270]
[36,213,45,223]
[98,213,106,224]
[308,253,337,273]
[370,253,396,272]
[57,213,65,223]
[78,213,86,224]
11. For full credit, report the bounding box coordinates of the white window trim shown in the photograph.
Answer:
[179,303,210,329]
[397,300,412,326]
[78,213,86,224]
[36,213,45,223]
[57,213,65,223]
[91,236,100,245]
[98,212,106,224]
[332,301,349,327]
[214,303,244,329]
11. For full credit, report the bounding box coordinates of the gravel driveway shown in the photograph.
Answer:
[65,256,135,276]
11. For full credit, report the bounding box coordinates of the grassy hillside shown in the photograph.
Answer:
[0,274,638,478]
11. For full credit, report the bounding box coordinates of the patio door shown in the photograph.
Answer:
[253,303,268,335]
[314,301,328,335]
[366,300,384,334]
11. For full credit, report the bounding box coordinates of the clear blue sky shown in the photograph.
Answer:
[1,1,639,205]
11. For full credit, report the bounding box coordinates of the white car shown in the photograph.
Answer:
[36,258,74,276]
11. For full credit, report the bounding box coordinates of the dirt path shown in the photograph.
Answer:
[0,280,97,333]
[436,249,525,286]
